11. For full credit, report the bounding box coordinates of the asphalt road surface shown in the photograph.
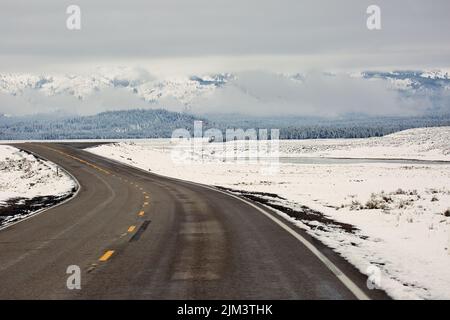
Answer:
[0,143,389,299]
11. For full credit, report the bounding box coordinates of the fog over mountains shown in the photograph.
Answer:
[1,67,450,140]
[1,68,449,117]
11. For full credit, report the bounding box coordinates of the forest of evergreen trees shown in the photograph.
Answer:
[1,109,449,140]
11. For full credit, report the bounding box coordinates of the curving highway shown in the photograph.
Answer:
[0,143,389,299]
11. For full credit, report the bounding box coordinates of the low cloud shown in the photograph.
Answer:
[191,71,433,117]
[0,87,150,116]
[0,70,443,118]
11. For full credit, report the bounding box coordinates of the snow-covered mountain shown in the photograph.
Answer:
[361,70,450,92]
[0,69,234,106]
[2,69,449,101]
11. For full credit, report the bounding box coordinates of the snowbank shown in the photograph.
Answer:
[0,145,77,227]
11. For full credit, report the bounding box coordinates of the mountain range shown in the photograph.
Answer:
[1,68,449,116]
[0,69,233,109]
[1,68,450,139]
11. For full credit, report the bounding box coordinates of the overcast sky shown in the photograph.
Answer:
[1,0,450,74]
[1,1,449,117]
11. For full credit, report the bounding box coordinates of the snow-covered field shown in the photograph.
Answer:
[0,145,77,227]
[279,127,450,161]
[88,127,450,300]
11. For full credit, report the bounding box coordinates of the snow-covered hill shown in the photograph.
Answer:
[279,126,450,161]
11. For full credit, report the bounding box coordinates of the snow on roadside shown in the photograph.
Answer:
[87,127,450,300]
[0,145,77,227]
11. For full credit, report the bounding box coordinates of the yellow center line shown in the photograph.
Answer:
[138,210,145,216]
[127,226,136,232]
[145,195,149,199]
[99,250,115,262]
[41,145,111,175]
[143,202,149,206]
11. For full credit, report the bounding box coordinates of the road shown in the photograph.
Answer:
[0,143,389,299]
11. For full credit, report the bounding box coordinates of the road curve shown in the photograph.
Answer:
[0,143,389,299]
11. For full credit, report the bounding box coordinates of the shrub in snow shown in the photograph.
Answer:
[398,199,413,209]
[350,200,363,210]
[365,193,390,210]
[394,188,407,195]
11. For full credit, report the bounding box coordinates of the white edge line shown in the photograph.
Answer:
[208,186,371,300]
[86,148,371,300]
[0,145,81,232]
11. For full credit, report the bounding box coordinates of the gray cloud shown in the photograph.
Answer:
[0,0,450,71]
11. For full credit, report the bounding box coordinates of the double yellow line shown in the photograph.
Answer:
[42,145,153,264]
